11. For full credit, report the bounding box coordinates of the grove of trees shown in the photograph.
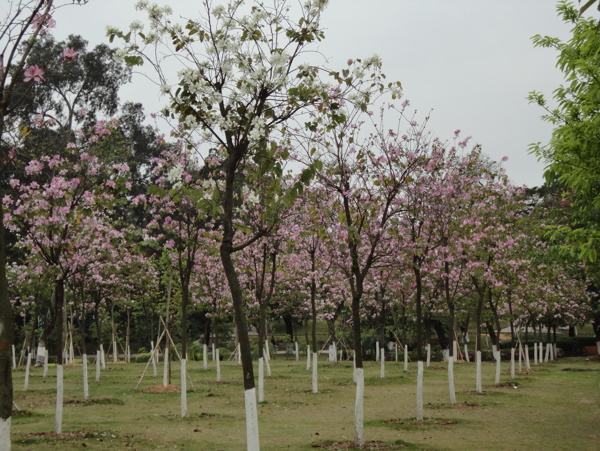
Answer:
[1,0,598,450]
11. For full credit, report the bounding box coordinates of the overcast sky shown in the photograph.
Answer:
[51,0,578,188]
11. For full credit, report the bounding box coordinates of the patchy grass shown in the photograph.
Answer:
[10,356,600,450]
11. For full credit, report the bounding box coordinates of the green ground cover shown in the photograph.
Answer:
[10,354,600,450]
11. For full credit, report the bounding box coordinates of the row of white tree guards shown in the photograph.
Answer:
[13,336,560,440]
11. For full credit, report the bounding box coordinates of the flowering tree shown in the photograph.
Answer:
[112,1,339,445]
[4,124,129,433]
[0,0,90,444]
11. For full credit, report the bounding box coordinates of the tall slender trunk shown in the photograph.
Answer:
[474,284,485,353]
[79,300,86,355]
[310,250,317,354]
[94,301,102,355]
[180,281,190,359]
[55,279,65,364]
[220,146,255,398]
[221,245,254,390]
[0,193,14,429]
[413,261,424,360]
[444,261,455,356]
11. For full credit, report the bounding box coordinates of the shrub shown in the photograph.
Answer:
[555,336,597,356]
[135,353,152,363]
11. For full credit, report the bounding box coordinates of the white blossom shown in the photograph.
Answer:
[167,164,184,188]
[184,114,198,129]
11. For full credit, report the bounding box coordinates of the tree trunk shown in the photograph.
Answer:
[430,318,448,351]
[79,300,86,355]
[283,315,294,341]
[486,322,498,349]
[220,237,254,376]
[413,262,424,360]
[0,194,14,446]
[181,281,190,359]
[474,286,485,353]
[55,279,65,365]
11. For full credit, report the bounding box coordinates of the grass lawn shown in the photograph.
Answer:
[10,353,600,450]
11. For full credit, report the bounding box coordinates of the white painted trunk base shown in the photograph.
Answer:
[264,348,271,377]
[258,357,265,402]
[244,388,260,451]
[151,341,157,377]
[525,345,531,371]
[212,343,216,361]
[100,344,106,369]
[352,355,356,383]
[404,345,408,372]
[24,353,31,391]
[475,351,482,393]
[380,352,385,379]
[95,351,101,383]
[453,341,458,359]
[113,340,118,363]
[216,349,221,382]
[83,354,89,400]
[55,365,64,434]
[43,350,48,378]
[0,417,11,451]
[312,353,318,394]
[151,350,157,378]
[203,344,208,370]
[395,343,398,362]
[597,341,600,356]
[426,344,431,368]
[181,359,187,418]
[544,343,550,362]
[518,344,522,372]
[538,342,543,364]
[375,341,379,362]
[163,347,169,387]
[417,361,424,420]
[354,368,364,448]
[510,348,515,379]
[448,357,456,405]
[495,352,501,385]
[35,345,45,367]
[306,345,311,371]
[295,342,299,361]
[534,343,538,365]
[11,345,16,371]
[464,344,470,362]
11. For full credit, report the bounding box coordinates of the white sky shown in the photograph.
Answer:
[50,0,578,187]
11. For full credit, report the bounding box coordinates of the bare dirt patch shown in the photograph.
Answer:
[142,384,180,393]
[312,440,406,450]
[384,418,458,426]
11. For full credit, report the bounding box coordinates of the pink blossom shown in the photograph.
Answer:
[31,13,55,34]
[63,49,79,63]
[23,65,44,83]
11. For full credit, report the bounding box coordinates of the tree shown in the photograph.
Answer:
[112,1,337,447]
[0,1,90,446]
[5,127,129,433]
[528,0,600,262]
